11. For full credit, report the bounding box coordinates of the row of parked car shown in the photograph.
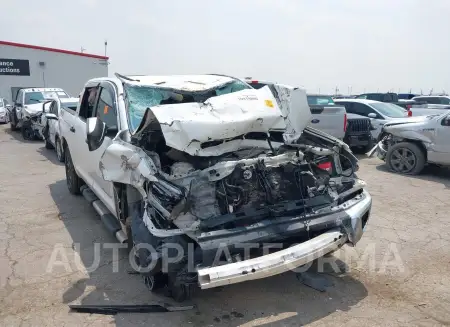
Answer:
[0,75,448,301]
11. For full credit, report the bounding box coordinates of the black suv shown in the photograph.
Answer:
[344,114,374,151]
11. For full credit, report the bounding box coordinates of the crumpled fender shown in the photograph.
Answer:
[99,131,159,196]
[383,125,432,144]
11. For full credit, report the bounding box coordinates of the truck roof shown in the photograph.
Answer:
[21,88,65,93]
[334,98,382,105]
[90,74,240,92]
[413,95,449,99]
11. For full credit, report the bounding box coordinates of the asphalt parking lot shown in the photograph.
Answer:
[0,123,449,327]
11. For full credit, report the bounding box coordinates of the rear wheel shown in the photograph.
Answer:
[386,142,425,175]
[55,138,64,162]
[64,147,83,195]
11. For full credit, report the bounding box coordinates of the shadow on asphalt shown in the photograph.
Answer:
[1,125,37,144]
[0,124,62,165]
[376,163,450,189]
[49,179,368,326]
[36,146,64,166]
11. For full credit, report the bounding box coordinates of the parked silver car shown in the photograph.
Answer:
[334,99,410,141]
[0,98,10,123]
[368,111,450,174]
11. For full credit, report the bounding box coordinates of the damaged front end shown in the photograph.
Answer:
[22,111,45,140]
[100,83,372,291]
[366,115,435,161]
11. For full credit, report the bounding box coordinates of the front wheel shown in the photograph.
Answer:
[21,125,32,140]
[65,147,83,194]
[10,111,18,131]
[386,142,426,175]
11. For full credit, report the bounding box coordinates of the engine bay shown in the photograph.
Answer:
[130,125,362,233]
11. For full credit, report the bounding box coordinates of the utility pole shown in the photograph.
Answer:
[80,47,86,53]
[104,40,108,57]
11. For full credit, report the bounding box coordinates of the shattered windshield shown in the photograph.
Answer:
[124,80,250,132]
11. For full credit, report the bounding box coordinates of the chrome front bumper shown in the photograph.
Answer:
[197,189,372,289]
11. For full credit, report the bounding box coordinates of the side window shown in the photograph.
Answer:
[423,97,437,104]
[352,103,380,118]
[440,98,450,105]
[78,87,99,120]
[93,86,118,129]
[336,102,349,111]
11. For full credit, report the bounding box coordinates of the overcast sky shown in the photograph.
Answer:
[1,0,449,94]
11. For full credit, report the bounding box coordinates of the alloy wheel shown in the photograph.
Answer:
[390,148,417,173]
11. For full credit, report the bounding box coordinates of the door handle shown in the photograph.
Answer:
[70,126,75,133]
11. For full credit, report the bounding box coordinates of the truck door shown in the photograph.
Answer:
[428,114,450,165]
[14,89,24,121]
[65,86,99,187]
[84,82,119,215]
[48,101,58,144]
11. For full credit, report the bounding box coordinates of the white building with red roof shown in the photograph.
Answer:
[0,40,109,103]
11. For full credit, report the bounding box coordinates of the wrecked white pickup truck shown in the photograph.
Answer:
[60,74,372,301]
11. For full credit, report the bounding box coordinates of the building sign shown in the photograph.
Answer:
[0,59,30,76]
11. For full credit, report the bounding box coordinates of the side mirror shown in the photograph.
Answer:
[368,113,377,118]
[45,113,58,120]
[442,116,450,127]
[86,117,106,151]
[42,101,52,112]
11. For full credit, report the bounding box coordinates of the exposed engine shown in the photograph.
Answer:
[215,160,323,214]
[134,126,358,232]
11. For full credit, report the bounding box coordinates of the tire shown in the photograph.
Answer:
[168,264,195,302]
[130,204,195,302]
[45,138,54,149]
[10,111,18,131]
[386,142,426,175]
[64,147,83,195]
[55,138,64,162]
[21,125,30,140]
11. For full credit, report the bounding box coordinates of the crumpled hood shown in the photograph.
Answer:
[22,103,43,116]
[383,115,430,129]
[133,85,312,156]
